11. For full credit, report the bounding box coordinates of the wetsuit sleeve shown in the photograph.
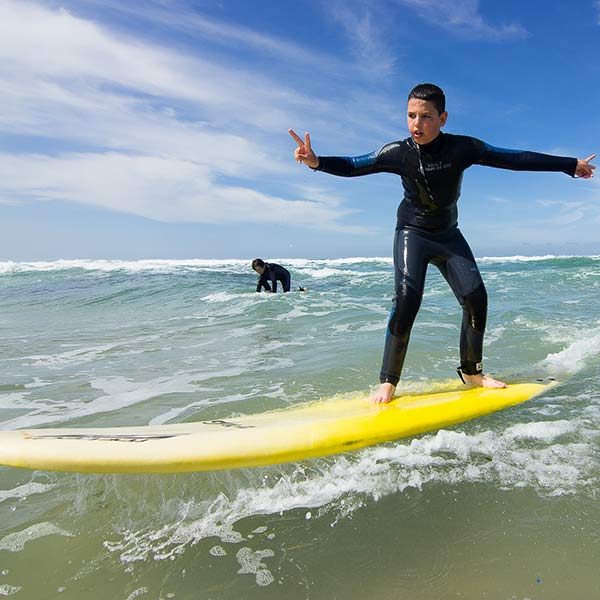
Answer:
[314,143,405,177]
[256,274,271,292]
[469,138,577,176]
[270,273,278,293]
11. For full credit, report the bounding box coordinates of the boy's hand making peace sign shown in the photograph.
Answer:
[289,129,319,169]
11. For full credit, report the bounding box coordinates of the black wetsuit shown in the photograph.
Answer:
[256,262,291,293]
[315,132,577,385]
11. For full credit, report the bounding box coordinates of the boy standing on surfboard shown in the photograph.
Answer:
[289,83,595,404]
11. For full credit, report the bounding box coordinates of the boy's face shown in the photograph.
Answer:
[253,265,265,275]
[407,98,447,145]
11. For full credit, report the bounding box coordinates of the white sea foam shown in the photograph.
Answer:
[0,585,22,596]
[285,257,391,267]
[0,392,37,410]
[541,325,600,374]
[483,325,505,345]
[0,257,393,276]
[0,374,199,430]
[275,306,310,321]
[0,523,73,552]
[503,420,577,442]
[332,321,385,333]
[23,378,53,389]
[125,587,148,600]
[479,254,600,264]
[357,302,390,315]
[209,545,227,557]
[201,291,259,303]
[0,482,58,504]
[298,267,389,279]
[147,382,286,426]
[480,254,560,263]
[23,342,120,369]
[0,258,251,275]
[3,255,600,277]
[1,345,297,429]
[236,547,275,587]
[226,323,267,339]
[103,414,594,566]
[300,267,351,278]
[147,401,209,426]
[275,299,345,321]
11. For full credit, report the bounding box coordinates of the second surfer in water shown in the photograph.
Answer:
[252,259,292,293]
[290,83,595,403]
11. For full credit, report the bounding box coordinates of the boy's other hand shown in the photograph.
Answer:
[575,153,596,178]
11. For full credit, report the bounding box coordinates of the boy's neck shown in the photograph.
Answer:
[415,131,444,152]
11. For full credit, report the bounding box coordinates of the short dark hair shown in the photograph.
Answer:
[252,258,265,270]
[408,83,446,115]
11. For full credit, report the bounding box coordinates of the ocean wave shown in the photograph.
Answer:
[0,258,252,275]
[299,268,392,280]
[22,342,123,369]
[5,255,600,275]
[479,254,600,264]
[541,324,600,374]
[0,257,394,277]
[0,374,200,430]
[200,291,264,303]
[101,412,594,567]
[283,257,392,268]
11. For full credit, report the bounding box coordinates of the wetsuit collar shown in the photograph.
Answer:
[413,132,445,154]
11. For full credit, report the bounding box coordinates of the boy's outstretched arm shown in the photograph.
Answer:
[575,154,596,178]
[288,129,391,178]
[473,140,595,178]
[289,129,319,169]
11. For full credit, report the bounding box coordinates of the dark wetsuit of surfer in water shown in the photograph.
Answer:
[290,83,596,403]
[253,259,291,293]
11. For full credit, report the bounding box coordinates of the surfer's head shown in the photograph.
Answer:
[407,83,447,146]
[408,83,445,115]
[252,258,266,275]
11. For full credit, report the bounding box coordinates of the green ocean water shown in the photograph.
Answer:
[0,256,599,599]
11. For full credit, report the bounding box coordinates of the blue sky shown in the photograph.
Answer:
[0,0,598,260]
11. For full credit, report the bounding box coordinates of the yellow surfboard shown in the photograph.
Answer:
[0,382,551,474]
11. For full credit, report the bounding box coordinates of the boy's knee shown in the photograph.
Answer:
[461,284,487,330]
[389,283,421,336]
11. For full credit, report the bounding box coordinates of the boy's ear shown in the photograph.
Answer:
[440,111,448,127]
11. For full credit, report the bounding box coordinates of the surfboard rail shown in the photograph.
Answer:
[0,382,553,473]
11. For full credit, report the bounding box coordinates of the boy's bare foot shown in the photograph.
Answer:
[370,382,396,404]
[462,373,507,388]
[369,374,505,404]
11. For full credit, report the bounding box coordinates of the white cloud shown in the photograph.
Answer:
[326,1,397,78]
[536,198,598,226]
[322,0,526,82]
[76,0,334,68]
[0,152,369,233]
[1,76,279,178]
[0,1,308,132]
[0,0,368,232]
[488,195,512,204]
[551,209,586,226]
[395,0,528,40]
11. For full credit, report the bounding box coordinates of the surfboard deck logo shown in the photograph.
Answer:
[25,432,183,443]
